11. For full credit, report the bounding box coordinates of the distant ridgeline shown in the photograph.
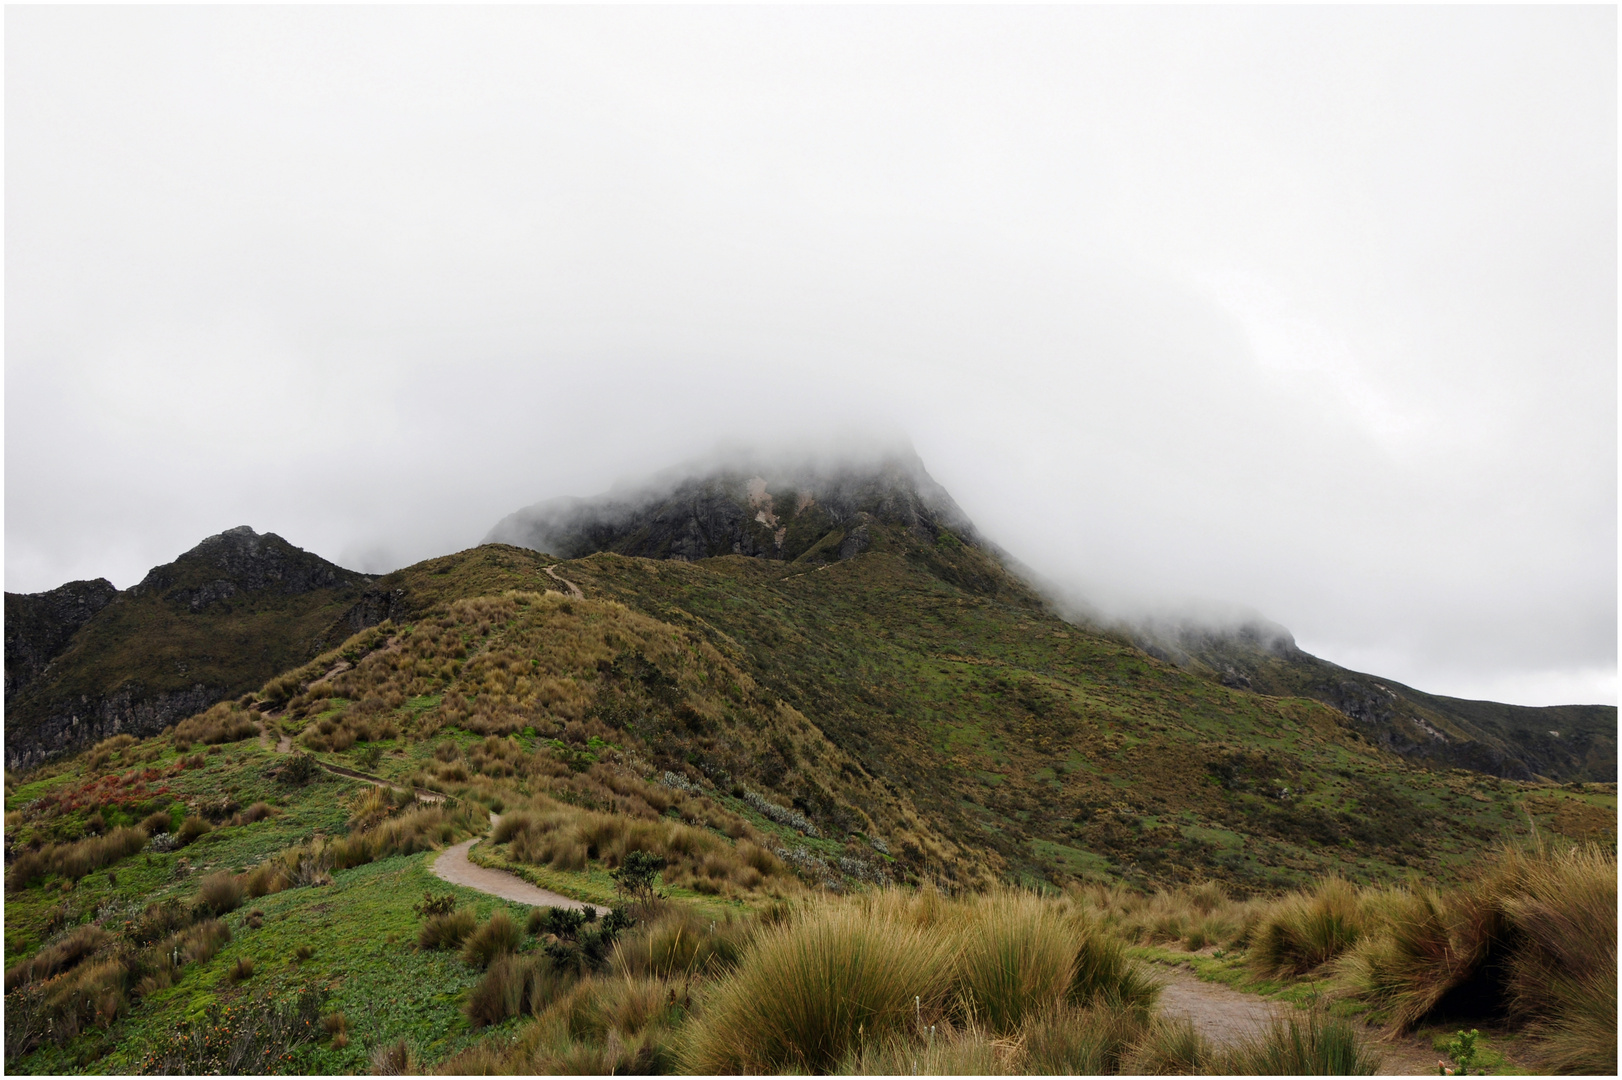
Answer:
[3,528,378,770]
[6,451,1614,794]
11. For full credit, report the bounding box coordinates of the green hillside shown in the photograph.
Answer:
[5,533,1613,1075]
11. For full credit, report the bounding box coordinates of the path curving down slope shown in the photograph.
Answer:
[544,564,584,599]
[432,814,607,914]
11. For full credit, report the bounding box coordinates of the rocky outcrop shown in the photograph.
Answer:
[5,578,119,703]
[6,683,219,772]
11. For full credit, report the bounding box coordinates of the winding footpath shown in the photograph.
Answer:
[544,563,584,599]
[430,822,607,914]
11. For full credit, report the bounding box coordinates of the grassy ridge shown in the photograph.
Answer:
[4,539,1614,1075]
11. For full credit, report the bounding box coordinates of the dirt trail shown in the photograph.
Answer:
[544,564,584,599]
[432,812,607,913]
[1150,965,1442,1076]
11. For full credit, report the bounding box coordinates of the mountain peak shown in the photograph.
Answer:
[486,450,982,566]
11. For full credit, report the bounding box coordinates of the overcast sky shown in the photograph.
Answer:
[6,7,1616,707]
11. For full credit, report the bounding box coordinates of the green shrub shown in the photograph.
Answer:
[139,988,325,1074]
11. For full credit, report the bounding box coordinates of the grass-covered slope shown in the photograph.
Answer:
[5,538,1613,1076]
[4,528,373,771]
[1138,623,1616,783]
[433,536,1609,893]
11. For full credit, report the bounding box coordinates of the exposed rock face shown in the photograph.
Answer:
[4,577,119,703]
[486,447,982,565]
[131,525,359,607]
[4,527,372,770]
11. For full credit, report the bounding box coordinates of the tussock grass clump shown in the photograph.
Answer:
[954,890,1076,1033]
[4,925,112,992]
[1251,876,1364,976]
[461,910,523,969]
[243,861,290,898]
[235,801,277,825]
[464,952,578,1027]
[1022,1002,1148,1074]
[370,1039,417,1075]
[1501,843,1616,1074]
[1333,841,1615,1073]
[680,901,956,1073]
[194,871,245,916]
[176,815,213,846]
[172,702,258,746]
[6,826,150,888]
[610,906,754,979]
[1222,1009,1381,1075]
[419,908,477,951]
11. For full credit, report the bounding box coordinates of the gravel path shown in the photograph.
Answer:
[1151,965,1445,1076]
[431,836,607,913]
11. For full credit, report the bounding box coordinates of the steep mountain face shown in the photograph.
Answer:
[4,577,119,703]
[1131,620,1616,783]
[3,527,374,770]
[493,456,1615,787]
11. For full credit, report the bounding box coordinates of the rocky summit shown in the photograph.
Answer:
[485,447,984,566]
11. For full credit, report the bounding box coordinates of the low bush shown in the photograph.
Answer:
[139,988,325,1074]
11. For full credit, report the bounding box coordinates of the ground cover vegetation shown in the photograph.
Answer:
[5,531,1615,1074]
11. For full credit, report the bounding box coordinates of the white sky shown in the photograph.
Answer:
[6,7,1616,707]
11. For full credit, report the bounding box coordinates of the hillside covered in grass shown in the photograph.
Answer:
[4,453,1615,1074]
